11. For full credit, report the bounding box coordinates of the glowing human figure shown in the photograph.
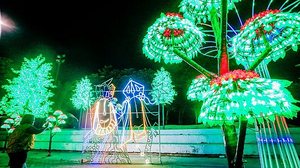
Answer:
[91,98,117,137]
[83,79,130,164]
[119,79,154,145]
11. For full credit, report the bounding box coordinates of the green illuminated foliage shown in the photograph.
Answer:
[45,109,67,156]
[142,12,205,64]
[71,76,93,110]
[150,67,177,105]
[46,110,67,133]
[179,0,242,24]
[142,1,300,167]
[142,2,300,127]
[187,75,211,101]
[232,11,300,67]
[197,70,300,126]
[1,55,55,118]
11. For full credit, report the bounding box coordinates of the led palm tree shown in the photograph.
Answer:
[142,0,300,167]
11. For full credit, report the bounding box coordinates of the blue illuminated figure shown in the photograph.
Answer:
[122,79,153,104]
[120,79,154,145]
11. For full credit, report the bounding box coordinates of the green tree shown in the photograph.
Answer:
[151,67,177,128]
[70,76,93,128]
[0,55,55,118]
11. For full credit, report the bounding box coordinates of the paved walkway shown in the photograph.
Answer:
[0,150,261,168]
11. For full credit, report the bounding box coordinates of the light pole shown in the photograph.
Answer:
[55,54,66,83]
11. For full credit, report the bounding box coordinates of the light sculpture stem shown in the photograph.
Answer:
[235,117,248,168]
[248,28,272,71]
[219,0,229,75]
[173,48,215,79]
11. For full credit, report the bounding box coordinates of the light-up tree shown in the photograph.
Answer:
[0,55,55,118]
[45,109,67,156]
[150,67,177,128]
[142,1,300,167]
[71,76,93,128]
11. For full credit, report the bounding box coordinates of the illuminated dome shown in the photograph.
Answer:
[196,70,299,126]
[232,10,300,67]
[179,0,242,24]
[142,12,205,64]
[187,74,212,101]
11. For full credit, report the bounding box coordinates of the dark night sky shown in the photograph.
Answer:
[0,0,180,74]
[0,0,299,82]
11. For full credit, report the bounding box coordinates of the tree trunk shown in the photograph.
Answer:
[166,109,169,126]
[162,104,165,129]
[48,130,53,156]
[235,117,248,168]
[222,124,237,168]
[178,110,181,125]
[78,108,83,129]
[194,110,198,124]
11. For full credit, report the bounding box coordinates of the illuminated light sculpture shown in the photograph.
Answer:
[46,109,67,156]
[71,76,94,128]
[150,67,177,128]
[91,78,118,137]
[120,79,154,145]
[142,12,205,64]
[0,55,55,118]
[122,79,153,104]
[71,76,93,111]
[86,78,118,137]
[232,10,300,68]
[150,67,177,105]
[187,74,214,101]
[142,1,300,167]
[1,114,21,134]
[82,79,131,164]
[179,0,242,24]
[119,79,160,164]
[190,70,300,126]
[230,4,300,167]
[95,78,116,99]
[82,79,160,164]
[90,98,117,137]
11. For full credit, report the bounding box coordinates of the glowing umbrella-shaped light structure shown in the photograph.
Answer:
[142,12,215,78]
[231,9,300,168]
[179,0,242,24]
[142,12,205,64]
[142,1,300,167]
[188,70,299,127]
[232,10,300,68]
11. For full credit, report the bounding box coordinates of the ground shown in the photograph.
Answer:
[0,150,261,168]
